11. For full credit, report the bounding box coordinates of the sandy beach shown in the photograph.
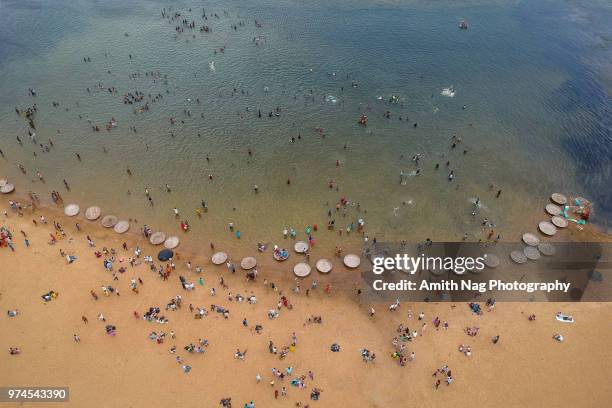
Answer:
[1,1,612,406]
[1,203,611,407]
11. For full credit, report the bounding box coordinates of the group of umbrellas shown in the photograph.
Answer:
[510,192,570,265]
[208,249,361,278]
[62,203,180,251]
[6,186,364,276]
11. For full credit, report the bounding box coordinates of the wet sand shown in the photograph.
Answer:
[1,204,611,407]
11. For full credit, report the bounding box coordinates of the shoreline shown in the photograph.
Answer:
[2,192,369,292]
[1,204,611,407]
[2,186,611,298]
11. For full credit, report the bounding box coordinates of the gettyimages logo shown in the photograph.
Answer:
[360,241,611,302]
[372,253,486,275]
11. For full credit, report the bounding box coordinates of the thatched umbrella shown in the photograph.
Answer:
[538,242,556,256]
[212,252,228,265]
[316,258,332,274]
[545,204,561,216]
[164,236,180,249]
[114,220,130,234]
[85,206,101,220]
[0,183,15,194]
[294,241,309,253]
[522,233,540,246]
[150,231,166,245]
[538,221,557,236]
[293,262,312,277]
[64,204,80,217]
[483,254,500,268]
[551,193,567,205]
[524,246,540,260]
[510,250,527,264]
[101,215,118,228]
[241,256,257,270]
[343,254,361,269]
[551,216,568,228]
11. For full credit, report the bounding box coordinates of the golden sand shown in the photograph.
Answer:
[1,207,611,407]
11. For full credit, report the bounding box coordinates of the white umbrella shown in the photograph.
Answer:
[212,252,228,265]
[85,206,101,220]
[101,215,118,228]
[294,241,309,253]
[164,236,180,249]
[316,258,332,274]
[241,256,257,270]
[343,254,361,269]
[293,262,312,277]
[150,231,166,245]
[64,204,80,217]
[114,220,130,234]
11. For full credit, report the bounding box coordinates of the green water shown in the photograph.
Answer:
[0,0,610,252]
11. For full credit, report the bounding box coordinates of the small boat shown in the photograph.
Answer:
[459,19,469,29]
[358,114,368,126]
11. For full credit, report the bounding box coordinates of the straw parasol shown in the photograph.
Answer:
[101,215,118,228]
[551,216,568,228]
[469,264,484,274]
[164,236,180,249]
[241,256,257,270]
[294,241,309,253]
[510,250,527,264]
[538,221,557,236]
[149,231,166,245]
[483,254,500,268]
[524,246,540,260]
[522,233,540,247]
[545,204,561,216]
[429,266,446,276]
[293,262,312,277]
[212,252,228,265]
[343,254,361,269]
[85,206,101,220]
[64,204,80,217]
[0,183,15,194]
[538,242,556,256]
[114,220,129,234]
[316,258,332,274]
[551,193,567,205]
